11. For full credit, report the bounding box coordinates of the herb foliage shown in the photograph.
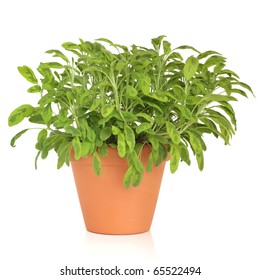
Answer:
[8,36,253,187]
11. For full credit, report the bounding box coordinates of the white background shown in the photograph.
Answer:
[0,0,259,279]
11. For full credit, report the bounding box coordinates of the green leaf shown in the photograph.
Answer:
[29,114,44,124]
[163,40,171,54]
[38,93,55,106]
[166,121,180,144]
[152,147,162,166]
[18,66,38,84]
[81,141,92,157]
[229,88,247,97]
[146,152,153,172]
[45,49,69,63]
[173,104,193,120]
[35,129,48,150]
[72,137,82,160]
[170,144,180,173]
[184,56,199,81]
[41,103,52,124]
[39,62,64,69]
[41,135,59,159]
[93,151,102,176]
[64,146,72,166]
[62,42,81,50]
[130,152,144,173]
[196,151,204,171]
[146,91,168,102]
[115,60,126,71]
[138,74,151,95]
[197,50,221,60]
[136,113,154,122]
[98,111,120,125]
[151,35,166,50]
[236,81,254,95]
[136,123,152,134]
[179,142,191,165]
[207,109,235,134]
[95,37,116,47]
[118,132,126,157]
[112,126,121,135]
[100,127,112,141]
[188,131,202,154]
[57,142,71,169]
[204,55,226,68]
[175,45,200,53]
[218,105,237,128]
[149,135,159,150]
[127,85,138,98]
[143,99,163,114]
[123,165,133,188]
[8,104,34,126]
[131,168,143,187]
[64,125,81,136]
[57,154,66,169]
[89,99,101,111]
[167,52,183,61]
[87,127,96,142]
[10,129,29,147]
[101,104,114,118]
[121,111,137,122]
[27,85,41,93]
[98,143,108,157]
[217,69,240,78]
[124,125,135,152]
[201,94,237,103]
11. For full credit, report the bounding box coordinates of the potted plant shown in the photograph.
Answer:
[8,35,253,234]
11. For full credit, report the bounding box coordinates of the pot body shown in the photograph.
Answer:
[71,146,167,235]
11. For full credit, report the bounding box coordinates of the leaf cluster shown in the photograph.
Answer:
[8,36,253,187]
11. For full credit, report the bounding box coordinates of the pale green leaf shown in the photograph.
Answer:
[123,166,133,188]
[39,62,64,69]
[196,150,204,171]
[8,104,34,126]
[98,143,108,157]
[87,127,96,142]
[101,104,114,118]
[100,127,112,141]
[184,56,199,81]
[64,125,81,137]
[146,152,153,172]
[35,129,48,150]
[166,121,180,144]
[89,99,101,111]
[18,65,38,84]
[130,152,144,173]
[27,85,41,93]
[10,129,29,147]
[81,141,92,157]
[124,125,135,152]
[163,40,171,54]
[45,49,69,63]
[41,103,52,124]
[127,85,138,98]
[72,137,82,160]
[93,151,102,176]
[112,126,121,135]
[117,132,126,158]
[136,123,152,134]
[170,144,180,173]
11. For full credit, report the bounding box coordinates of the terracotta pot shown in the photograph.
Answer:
[71,145,167,235]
